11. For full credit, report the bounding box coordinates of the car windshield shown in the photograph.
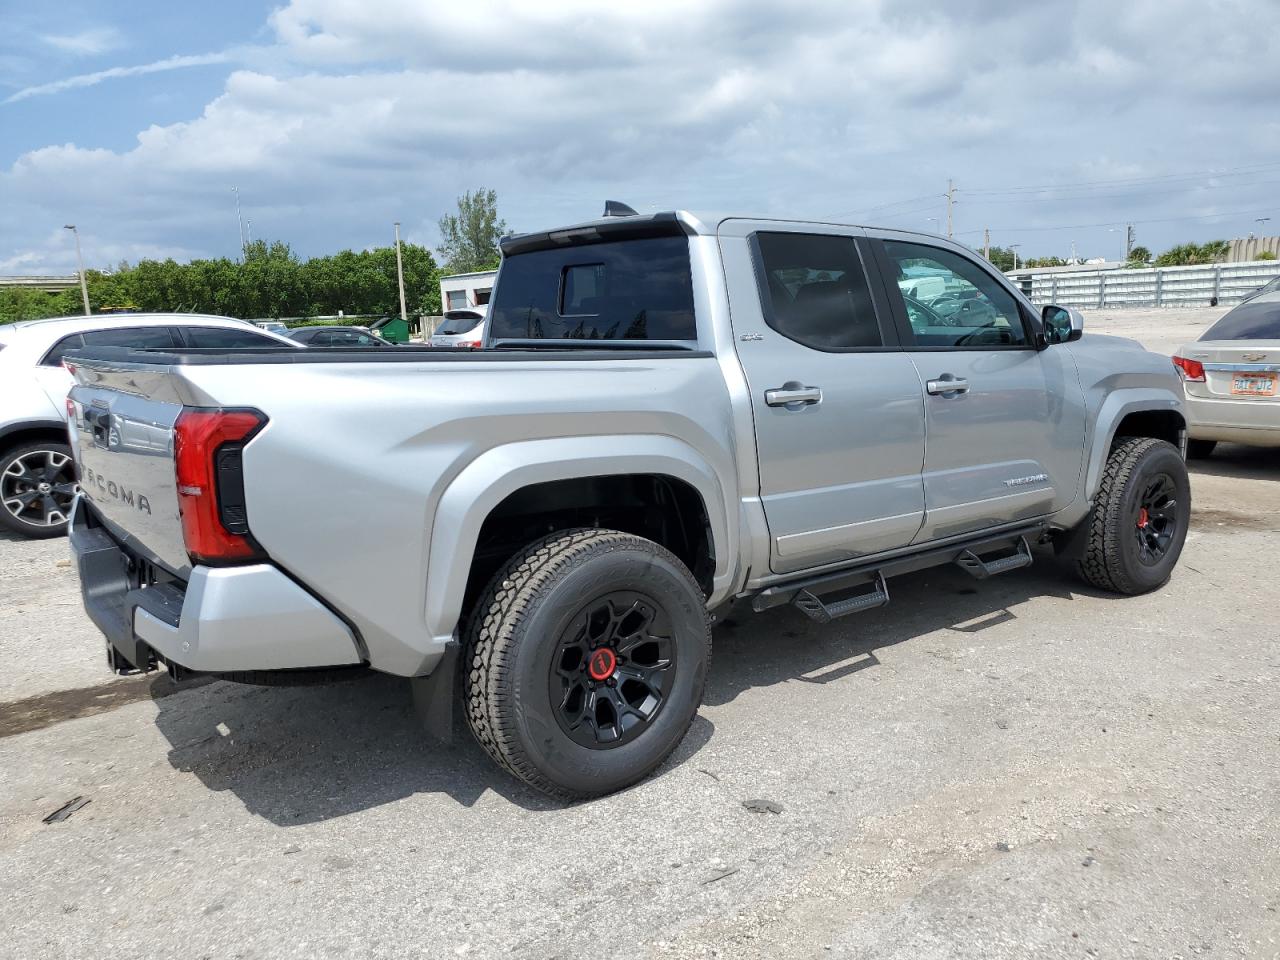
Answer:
[488,235,696,343]
[1200,301,1280,340]
[436,312,483,335]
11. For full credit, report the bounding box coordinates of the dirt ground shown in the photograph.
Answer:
[1,307,1277,960]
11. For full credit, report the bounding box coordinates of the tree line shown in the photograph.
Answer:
[983,237,1273,271]
[1,189,507,325]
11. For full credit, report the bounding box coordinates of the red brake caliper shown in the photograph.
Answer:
[1137,507,1150,529]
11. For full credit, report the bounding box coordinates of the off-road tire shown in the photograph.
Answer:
[1186,439,1217,459]
[464,528,710,801]
[1074,437,1190,595]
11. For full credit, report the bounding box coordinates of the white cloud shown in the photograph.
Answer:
[40,27,125,57]
[3,0,1280,274]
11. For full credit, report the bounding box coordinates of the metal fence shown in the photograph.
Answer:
[1021,260,1280,309]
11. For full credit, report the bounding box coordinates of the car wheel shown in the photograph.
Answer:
[1186,439,1217,459]
[1074,437,1190,595]
[0,441,78,539]
[464,528,710,801]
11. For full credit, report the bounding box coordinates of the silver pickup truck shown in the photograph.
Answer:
[66,209,1189,800]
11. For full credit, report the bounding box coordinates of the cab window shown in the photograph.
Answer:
[754,232,884,350]
[882,241,1028,348]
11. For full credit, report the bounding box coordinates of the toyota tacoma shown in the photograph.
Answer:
[66,208,1190,800]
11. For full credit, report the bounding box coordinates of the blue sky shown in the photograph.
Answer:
[2,0,1279,274]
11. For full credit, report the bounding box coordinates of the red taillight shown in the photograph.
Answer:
[459,339,481,349]
[1172,356,1205,382]
[65,397,76,421]
[173,409,266,564]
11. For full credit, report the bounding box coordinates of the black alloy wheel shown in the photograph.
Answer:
[1133,473,1178,564]
[549,591,676,749]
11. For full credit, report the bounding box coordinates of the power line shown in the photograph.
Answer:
[963,159,1280,196]
[837,159,1280,221]
[953,206,1279,236]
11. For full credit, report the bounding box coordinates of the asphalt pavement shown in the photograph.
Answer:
[1,308,1277,959]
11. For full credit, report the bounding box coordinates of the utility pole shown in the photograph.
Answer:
[945,179,955,239]
[246,219,253,246]
[983,227,990,261]
[1010,243,1021,272]
[63,225,91,316]
[232,186,246,258]
[1125,223,1135,260]
[393,221,408,327]
[1070,240,1077,265]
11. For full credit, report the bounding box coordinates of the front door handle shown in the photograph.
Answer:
[765,384,823,407]
[926,376,970,397]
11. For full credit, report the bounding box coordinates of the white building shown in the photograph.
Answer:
[439,270,497,312]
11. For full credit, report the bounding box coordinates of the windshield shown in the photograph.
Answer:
[1201,301,1280,340]
[488,235,696,343]
[436,312,483,335]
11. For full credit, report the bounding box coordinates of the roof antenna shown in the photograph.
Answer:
[602,200,638,218]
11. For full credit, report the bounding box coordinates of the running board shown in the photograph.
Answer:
[751,522,1048,615]
[793,573,889,624]
[954,536,1033,580]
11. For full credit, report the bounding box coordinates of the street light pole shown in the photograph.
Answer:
[1010,243,1021,272]
[232,186,246,257]
[63,225,90,316]
[393,221,408,327]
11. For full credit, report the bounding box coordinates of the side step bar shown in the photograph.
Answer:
[955,536,1033,580]
[794,573,889,624]
[753,523,1046,622]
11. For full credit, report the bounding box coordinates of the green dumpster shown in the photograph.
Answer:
[370,315,411,344]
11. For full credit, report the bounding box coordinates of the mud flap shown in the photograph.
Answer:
[410,640,459,745]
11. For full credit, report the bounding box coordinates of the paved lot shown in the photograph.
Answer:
[1,309,1278,959]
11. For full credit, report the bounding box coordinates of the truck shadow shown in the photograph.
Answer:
[147,550,1110,822]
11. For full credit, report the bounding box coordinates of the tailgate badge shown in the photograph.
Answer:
[1243,352,1268,362]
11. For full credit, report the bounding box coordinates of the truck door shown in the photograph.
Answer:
[868,235,1086,543]
[718,222,927,575]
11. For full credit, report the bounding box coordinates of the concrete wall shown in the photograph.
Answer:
[1024,260,1280,308]
[1228,236,1280,263]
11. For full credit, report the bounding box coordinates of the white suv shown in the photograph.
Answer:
[0,313,297,538]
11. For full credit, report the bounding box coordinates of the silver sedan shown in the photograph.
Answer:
[1174,293,1280,456]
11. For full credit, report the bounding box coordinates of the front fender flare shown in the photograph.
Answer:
[423,435,735,647]
[1082,389,1185,502]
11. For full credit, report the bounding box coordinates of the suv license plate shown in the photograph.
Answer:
[1231,374,1277,396]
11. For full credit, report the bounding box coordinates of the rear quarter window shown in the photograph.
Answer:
[488,235,696,342]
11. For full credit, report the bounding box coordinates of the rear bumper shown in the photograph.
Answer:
[1185,394,1280,446]
[70,499,363,675]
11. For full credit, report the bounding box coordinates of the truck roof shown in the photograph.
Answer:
[500,209,943,256]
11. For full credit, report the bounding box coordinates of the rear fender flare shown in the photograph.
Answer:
[424,435,734,644]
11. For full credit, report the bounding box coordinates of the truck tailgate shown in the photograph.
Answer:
[68,363,192,577]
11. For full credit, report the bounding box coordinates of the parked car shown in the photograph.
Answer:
[252,320,289,334]
[1174,292,1280,456]
[286,325,388,347]
[66,210,1189,800]
[430,308,486,348]
[0,313,298,538]
[1237,276,1280,304]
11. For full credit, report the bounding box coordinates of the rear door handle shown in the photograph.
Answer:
[765,384,823,407]
[926,376,969,396]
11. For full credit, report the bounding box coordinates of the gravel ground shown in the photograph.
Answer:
[1,308,1277,960]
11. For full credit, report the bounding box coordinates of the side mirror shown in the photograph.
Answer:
[1041,304,1084,345]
